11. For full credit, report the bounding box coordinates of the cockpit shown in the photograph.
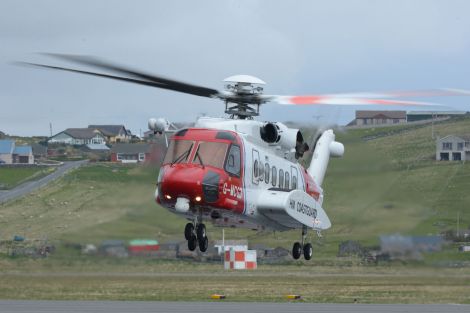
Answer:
[162,130,242,177]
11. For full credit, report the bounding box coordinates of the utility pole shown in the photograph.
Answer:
[49,122,53,137]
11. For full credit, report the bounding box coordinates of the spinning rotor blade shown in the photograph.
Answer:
[271,88,470,106]
[19,53,220,98]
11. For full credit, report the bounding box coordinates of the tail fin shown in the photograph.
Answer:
[307,129,344,186]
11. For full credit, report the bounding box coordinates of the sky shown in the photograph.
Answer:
[1,0,470,136]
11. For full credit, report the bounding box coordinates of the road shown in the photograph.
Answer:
[0,301,469,313]
[0,160,87,204]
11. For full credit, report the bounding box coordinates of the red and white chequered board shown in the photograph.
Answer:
[224,248,257,270]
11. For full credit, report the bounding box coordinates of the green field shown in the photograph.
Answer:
[1,117,470,302]
[0,167,55,189]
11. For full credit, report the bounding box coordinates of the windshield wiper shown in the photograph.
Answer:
[170,147,192,167]
[194,150,205,169]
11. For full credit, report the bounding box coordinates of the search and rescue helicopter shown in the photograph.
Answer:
[19,54,469,260]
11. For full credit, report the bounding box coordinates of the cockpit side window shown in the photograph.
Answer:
[225,144,241,177]
[163,140,194,165]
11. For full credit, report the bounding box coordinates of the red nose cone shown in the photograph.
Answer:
[160,165,204,201]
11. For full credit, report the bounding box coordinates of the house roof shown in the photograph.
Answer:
[88,125,128,137]
[86,143,110,151]
[13,145,32,155]
[110,143,151,154]
[63,128,104,139]
[0,139,14,154]
[356,110,406,119]
[438,134,470,142]
[31,143,48,155]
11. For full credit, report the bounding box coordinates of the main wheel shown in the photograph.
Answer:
[184,223,194,240]
[188,235,197,251]
[292,242,302,260]
[196,223,206,240]
[199,236,209,252]
[303,243,313,260]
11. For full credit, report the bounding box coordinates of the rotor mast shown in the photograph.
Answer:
[223,75,266,119]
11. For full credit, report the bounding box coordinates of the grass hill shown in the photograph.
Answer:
[1,117,470,264]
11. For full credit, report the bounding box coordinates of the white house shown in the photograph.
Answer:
[436,135,470,161]
[49,128,106,145]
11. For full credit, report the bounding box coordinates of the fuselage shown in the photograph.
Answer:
[155,127,323,231]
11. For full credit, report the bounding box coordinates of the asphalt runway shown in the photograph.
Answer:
[0,301,469,313]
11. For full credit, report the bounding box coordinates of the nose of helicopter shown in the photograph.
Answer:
[159,166,221,205]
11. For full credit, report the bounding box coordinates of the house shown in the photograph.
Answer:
[0,140,34,164]
[436,135,470,161]
[407,111,468,122]
[88,125,131,143]
[31,143,48,160]
[110,143,152,163]
[48,128,106,145]
[349,110,407,126]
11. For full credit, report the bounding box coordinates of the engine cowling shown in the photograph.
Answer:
[260,122,309,159]
[148,117,169,134]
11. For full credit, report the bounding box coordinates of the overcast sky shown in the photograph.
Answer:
[1,0,470,136]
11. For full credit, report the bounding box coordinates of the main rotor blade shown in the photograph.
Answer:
[270,95,441,106]
[26,53,221,98]
[16,62,213,95]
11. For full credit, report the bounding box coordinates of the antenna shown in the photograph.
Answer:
[49,122,53,137]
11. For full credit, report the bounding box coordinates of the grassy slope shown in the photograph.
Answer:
[1,118,470,263]
[0,167,55,189]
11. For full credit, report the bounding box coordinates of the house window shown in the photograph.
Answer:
[117,153,123,161]
[139,153,145,161]
[466,142,470,149]
[442,142,452,150]
[457,143,464,151]
[393,119,399,124]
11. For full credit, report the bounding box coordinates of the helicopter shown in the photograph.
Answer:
[19,54,470,260]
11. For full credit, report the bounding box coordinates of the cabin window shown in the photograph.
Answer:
[163,140,194,164]
[285,172,290,189]
[265,163,270,184]
[224,145,241,177]
[291,166,298,190]
[253,160,259,179]
[192,141,228,169]
[279,169,284,188]
[271,166,277,187]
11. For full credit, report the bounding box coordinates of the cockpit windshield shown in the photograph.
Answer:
[192,141,228,169]
[163,140,194,165]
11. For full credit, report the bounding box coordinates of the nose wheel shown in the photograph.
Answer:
[184,221,209,252]
[292,226,313,260]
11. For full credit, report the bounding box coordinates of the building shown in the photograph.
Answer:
[0,139,34,164]
[31,143,48,160]
[407,111,468,122]
[49,128,106,145]
[110,143,152,163]
[349,111,407,126]
[88,125,131,143]
[436,135,470,161]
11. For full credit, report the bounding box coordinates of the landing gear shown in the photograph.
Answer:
[291,226,314,260]
[292,242,302,260]
[184,223,194,240]
[184,218,209,252]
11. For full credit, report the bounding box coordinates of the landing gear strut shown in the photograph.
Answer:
[292,226,313,260]
[184,215,209,252]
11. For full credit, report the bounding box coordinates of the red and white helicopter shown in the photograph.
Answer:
[21,54,469,260]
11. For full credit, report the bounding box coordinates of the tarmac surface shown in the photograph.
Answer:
[0,160,87,204]
[0,301,469,313]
